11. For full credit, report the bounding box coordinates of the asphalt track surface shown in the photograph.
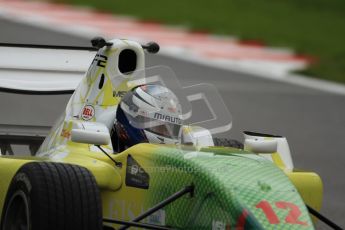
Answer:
[0,18,344,229]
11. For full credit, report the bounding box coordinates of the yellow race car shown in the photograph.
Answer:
[0,37,335,230]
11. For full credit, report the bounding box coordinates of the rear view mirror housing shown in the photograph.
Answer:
[243,131,294,170]
[244,138,278,153]
[70,120,111,147]
[71,129,110,145]
[71,129,110,146]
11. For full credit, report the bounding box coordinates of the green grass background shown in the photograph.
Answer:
[61,0,345,83]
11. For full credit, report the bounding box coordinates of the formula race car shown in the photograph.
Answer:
[0,37,341,230]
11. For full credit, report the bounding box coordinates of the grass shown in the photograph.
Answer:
[61,0,345,83]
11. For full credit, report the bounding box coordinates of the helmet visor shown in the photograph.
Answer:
[146,123,181,139]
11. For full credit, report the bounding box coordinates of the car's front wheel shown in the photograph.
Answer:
[1,162,103,230]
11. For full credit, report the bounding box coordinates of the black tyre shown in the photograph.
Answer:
[1,162,102,230]
[213,138,244,149]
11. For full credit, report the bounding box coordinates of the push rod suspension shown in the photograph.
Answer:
[103,219,172,230]
[119,185,194,230]
[307,205,343,230]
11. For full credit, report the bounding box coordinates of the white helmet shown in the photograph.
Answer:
[111,84,182,152]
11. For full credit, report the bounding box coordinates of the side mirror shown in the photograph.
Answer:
[244,139,277,153]
[71,129,110,146]
[243,131,294,170]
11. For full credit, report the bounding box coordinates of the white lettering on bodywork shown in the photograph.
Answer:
[212,220,226,230]
[147,209,166,225]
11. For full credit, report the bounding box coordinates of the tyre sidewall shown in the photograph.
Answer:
[1,172,33,230]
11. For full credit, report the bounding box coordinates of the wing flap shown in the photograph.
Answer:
[0,46,96,93]
[0,69,82,93]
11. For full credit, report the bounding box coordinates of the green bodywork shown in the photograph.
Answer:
[138,145,314,229]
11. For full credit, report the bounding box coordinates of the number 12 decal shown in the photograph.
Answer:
[256,200,308,226]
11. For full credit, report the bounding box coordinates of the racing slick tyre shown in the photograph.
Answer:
[1,162,102,230]
[213,137,244,149]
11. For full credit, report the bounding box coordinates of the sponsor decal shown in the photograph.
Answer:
[126,155,150,189]
[154,113,181,124]
[92,54,107,68]
[147,209,166,225]
[113,90,127,98]
[81,105,95,121]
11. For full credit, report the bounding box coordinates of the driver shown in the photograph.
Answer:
[111,84,183,152]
